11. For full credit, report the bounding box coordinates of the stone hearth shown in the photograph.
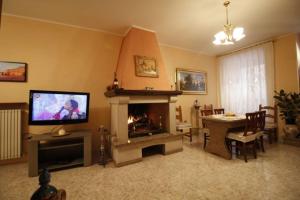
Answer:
[105,89,184,166]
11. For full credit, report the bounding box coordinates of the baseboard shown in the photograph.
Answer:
[0,154,28,166]
[114,158,143,167]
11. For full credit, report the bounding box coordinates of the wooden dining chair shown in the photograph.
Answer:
[203,104,213,110]
[214,108,225,114]
[226,112,259,162]
[256,111,266,152]
[259,104,278,144]
[176,106,193,142]
[200,109,213,149]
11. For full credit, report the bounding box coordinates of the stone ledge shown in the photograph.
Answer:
[112,132,184,149]
[112,136,183,167]
[105,89,182,97]
[114,158,143,167]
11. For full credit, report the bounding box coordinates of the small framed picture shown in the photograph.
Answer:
[0,61,27,82]
[176,68,207,94]
[134,55,159,78]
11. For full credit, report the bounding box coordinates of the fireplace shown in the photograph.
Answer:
[128,103,167,138]
[104,27,184,166]
[105,89,184,166]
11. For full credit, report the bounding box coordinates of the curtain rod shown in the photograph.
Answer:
[217,39,274,57]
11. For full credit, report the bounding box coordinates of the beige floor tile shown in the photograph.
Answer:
[0,138,300,200]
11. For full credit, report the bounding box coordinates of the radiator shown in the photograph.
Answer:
[0,109,21,160]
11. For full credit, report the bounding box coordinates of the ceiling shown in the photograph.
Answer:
[2,0,300,55]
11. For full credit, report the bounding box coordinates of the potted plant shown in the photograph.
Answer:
[274,90,300,124]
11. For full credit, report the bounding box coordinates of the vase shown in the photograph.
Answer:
[283,125,299,138]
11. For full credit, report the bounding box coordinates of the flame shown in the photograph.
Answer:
[128,116,134,124]
[128,113,147,124]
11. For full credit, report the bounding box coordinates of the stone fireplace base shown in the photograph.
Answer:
[105,89,183,166]
[112,133,184,166]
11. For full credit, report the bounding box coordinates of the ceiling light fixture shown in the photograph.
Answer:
[213,1,245,45]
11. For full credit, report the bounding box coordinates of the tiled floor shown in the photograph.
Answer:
[1,137,300,200]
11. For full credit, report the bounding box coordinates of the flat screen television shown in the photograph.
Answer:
[29,90,90,125]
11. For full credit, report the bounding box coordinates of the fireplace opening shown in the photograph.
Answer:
[142,144,164,157]
[128,103,168,138]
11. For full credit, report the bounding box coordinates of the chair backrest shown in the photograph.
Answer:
[257,111,266,131]
[176,106,183,122]
[203,104,213,110]
[214,108,225,114]
[243,112,259,136]
[259,104,277,123]
[201,109,213,128]
[201,109,213,116]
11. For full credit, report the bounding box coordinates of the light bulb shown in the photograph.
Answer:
[233,27,245,41]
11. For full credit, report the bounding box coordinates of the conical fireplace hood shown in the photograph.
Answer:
[116,27,171,90]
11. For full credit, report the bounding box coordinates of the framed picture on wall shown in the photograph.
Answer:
[176,68,207,94]
[0,61,27,82]
[134,55,159,78]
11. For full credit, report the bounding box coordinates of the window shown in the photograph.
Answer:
[218,42,274,114]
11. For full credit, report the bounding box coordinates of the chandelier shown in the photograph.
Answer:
[213,1,245,45]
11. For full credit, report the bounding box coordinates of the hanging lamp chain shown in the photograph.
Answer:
[224,1,230,25]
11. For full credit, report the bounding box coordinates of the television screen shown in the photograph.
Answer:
[29,90,89,125]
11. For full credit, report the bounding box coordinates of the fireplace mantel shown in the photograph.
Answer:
[104,89,182,97]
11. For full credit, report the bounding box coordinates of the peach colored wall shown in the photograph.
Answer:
[0,15,219,155]
[160,46,217,127]
[0,16,122,153]
[274,34,298,139]
[116,28,170,90]
[296,33,300,90]
[274,34,298,92]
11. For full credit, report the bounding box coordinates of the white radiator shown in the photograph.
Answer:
[0,109,21,160]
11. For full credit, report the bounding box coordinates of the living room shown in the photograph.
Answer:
[0,0,300,199]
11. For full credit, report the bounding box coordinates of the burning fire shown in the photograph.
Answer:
[128,113,147,124]
[128,116,134,124]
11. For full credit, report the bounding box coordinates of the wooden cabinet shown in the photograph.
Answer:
[28,130,92,177]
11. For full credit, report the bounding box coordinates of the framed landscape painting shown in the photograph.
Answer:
[176,68,207,94]
[0,61,27,82]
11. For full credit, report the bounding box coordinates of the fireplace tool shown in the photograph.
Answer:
[98,125,110,167]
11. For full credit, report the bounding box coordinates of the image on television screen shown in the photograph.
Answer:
[31,93,88,121]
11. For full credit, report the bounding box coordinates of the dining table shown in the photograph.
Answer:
[201,114,246,159]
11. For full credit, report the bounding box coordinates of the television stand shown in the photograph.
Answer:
[28,130,92,177]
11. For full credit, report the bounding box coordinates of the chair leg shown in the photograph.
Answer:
[226,138,232,152]
[203,133,207,149]
[242,143,247,162]
[260,136,265,152]
[189,129,192,143]
[268,131,273,144]
[253,141,257,159]
[235,141,239,155]
[274,128,278,142]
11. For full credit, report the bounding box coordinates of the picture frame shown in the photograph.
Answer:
[134,55,159,78]
[0,61,27,82]
[176,68,207,94]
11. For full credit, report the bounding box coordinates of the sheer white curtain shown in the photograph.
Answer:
[218,42,274,114]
